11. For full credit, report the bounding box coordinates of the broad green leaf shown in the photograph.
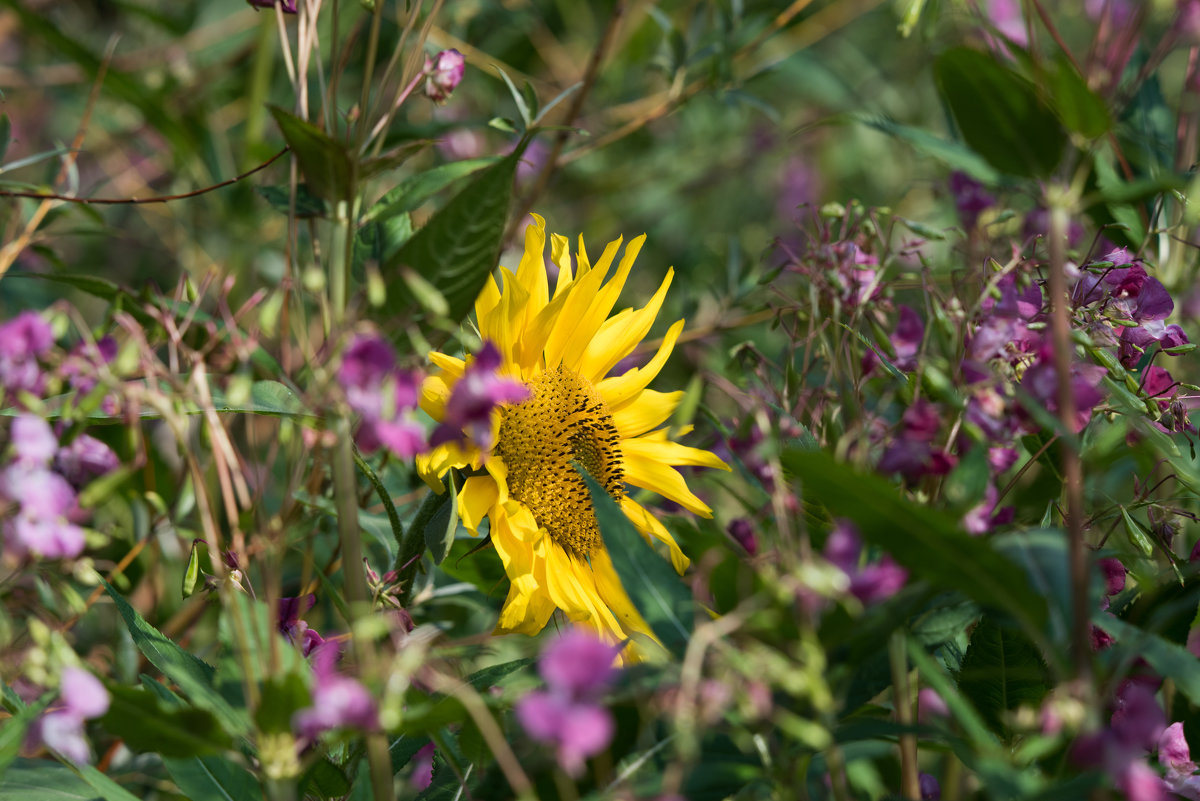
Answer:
[907,639,1000,749]
[466,657,533,690]
[854,115,1000,183]
[0,759,103,800]
[382,146,522,337]
[102,580,247,735]
[942,446,990,509]
[934,47,1066,177]
[300,757,351,800]
[425,473,459,565]
[72,763,142,801]
[1047,54,1110,138]
[162,755,261,801]
[956,615,1051,740]
[254,673,311,736]
[268,107,353,203]
[100,683,231,757]
[209,380,308,418]
[579,465,693,658]
[362,157,498,224]
[437,536,507,594]
[782,450,1048,634]
[1094,614,1200,705]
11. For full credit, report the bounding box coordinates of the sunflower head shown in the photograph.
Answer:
[418,214,729,649]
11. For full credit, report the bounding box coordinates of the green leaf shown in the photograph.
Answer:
[0,692,52,777]
[256,184,328,218]
[382,146,522,337]
[907,640,1000,749]
[1094,614,1200,705]
[425,473,459,565]
[162,755,261,801]
[781,449,1048,634]
[254,673,311,736]
[362,157,498,224]
[100,683,232,757]
[956,615,1051,739]
[466,657,533,690]
[101,580,247,735]
[300,757,351,800]
[854,115,1000,183]
[579,465,693,658]
[933,47,1067,177]
[268,107,353,203]
[942,446,990,509]
[209,381,308,418]
[0,759,104,800]
[72,763,142,801]
[854,113,1003,183]
[1047,54,1110,138]
[0,114,10,163]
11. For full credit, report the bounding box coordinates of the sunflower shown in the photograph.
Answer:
[417,214,728,650]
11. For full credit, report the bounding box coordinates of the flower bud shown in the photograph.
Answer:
[424,49,465,103]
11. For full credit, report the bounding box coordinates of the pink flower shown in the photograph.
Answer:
[293,644,378,738]
[429,341,528,452]
[28,667,110,766]
[339,335,426,459]
[824,520,907,604]
[424,50,465,103]
[0,311,53,403]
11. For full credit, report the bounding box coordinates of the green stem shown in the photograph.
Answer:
[889,631,919,800]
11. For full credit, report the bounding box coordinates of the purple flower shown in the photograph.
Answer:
[423,49,465,103]
[890,305,924,372]
[919,772,941,800]
[918,688,949,724]
[339,335,426,458]
[247,0,297,12]
[948,171,995,229]
[429,342,528,452]
[515,631,621,777]
[824,520,907,604]
[0,311,53,403]
[539,630,620,699]
[877,400,956,482]
[293,643,378,738]
[11,415,58,464]
[411,743,436,790]
[1019,342,1106,434]
[985,0,1027,47]
[1099,557,1127,598]
[727,517,758,555]
[60,336,117,398]
[278,594,325,657]
[1,464,84,559]
[28,666,110,766]
[55,435,119,488]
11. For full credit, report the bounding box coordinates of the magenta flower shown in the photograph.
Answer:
[429,342,528,452]
[727,517,758,555]
[12,415,59,464]
[823,520,907,604]
[28,666,110,766]
[277,594,325,657]
[339,335,426,459]
[1160,722,1200,798]
[423,49,465,103]
[55,434,119,488]
[293,644,378,738]
[0,311,53,403]
[985,0,1027,47]
[877,399,956,482]
[1019,341,1106,434]
[247,0,297,12]
[919,772,941,800]
[410,742,436,791]
[515,631,621,777]
[2,419,86,560]
[948,171,995,229]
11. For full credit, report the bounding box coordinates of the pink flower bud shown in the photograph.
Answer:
[424,49,465,103]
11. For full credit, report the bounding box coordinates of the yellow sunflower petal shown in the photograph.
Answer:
[474,273,502,336]
[597,318,686,409]
[415,441,476,489]
[515,214,549,318]
[418,374,452,419]
[544,544,624,639]
[611,389,683,439]
[577,264,670,382]
[458,475,498,535]
[622,436,731,470]
[562,236,646,371]
[550,233,573,295]
[428,352,465,378]
[623,451,713,516]
[620,496,691,574]
[490,502,556,634]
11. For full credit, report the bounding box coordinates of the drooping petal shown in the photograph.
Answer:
[622,435,731,471]
[619,496,690,573]
[458,475,499,535]
[612,390,684,439]
[623,451,713,516]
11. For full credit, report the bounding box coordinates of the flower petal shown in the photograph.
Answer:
[611,390,683,438]
[619,496,690,574]
[597,319,685,409]
[623,451,713,516]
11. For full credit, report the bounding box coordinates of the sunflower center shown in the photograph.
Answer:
[495,366,624,557]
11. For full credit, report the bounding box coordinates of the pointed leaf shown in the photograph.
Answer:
[425,472,458,565]
[268,107,353,203]
[934,47,1066,177]
[956,615,1051,739]
[100,683,231,757]
[578,465,693,657]
[363,158,498,224]
[162,755,262,801]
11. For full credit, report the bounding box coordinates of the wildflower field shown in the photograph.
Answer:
[8,0,1200,799]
